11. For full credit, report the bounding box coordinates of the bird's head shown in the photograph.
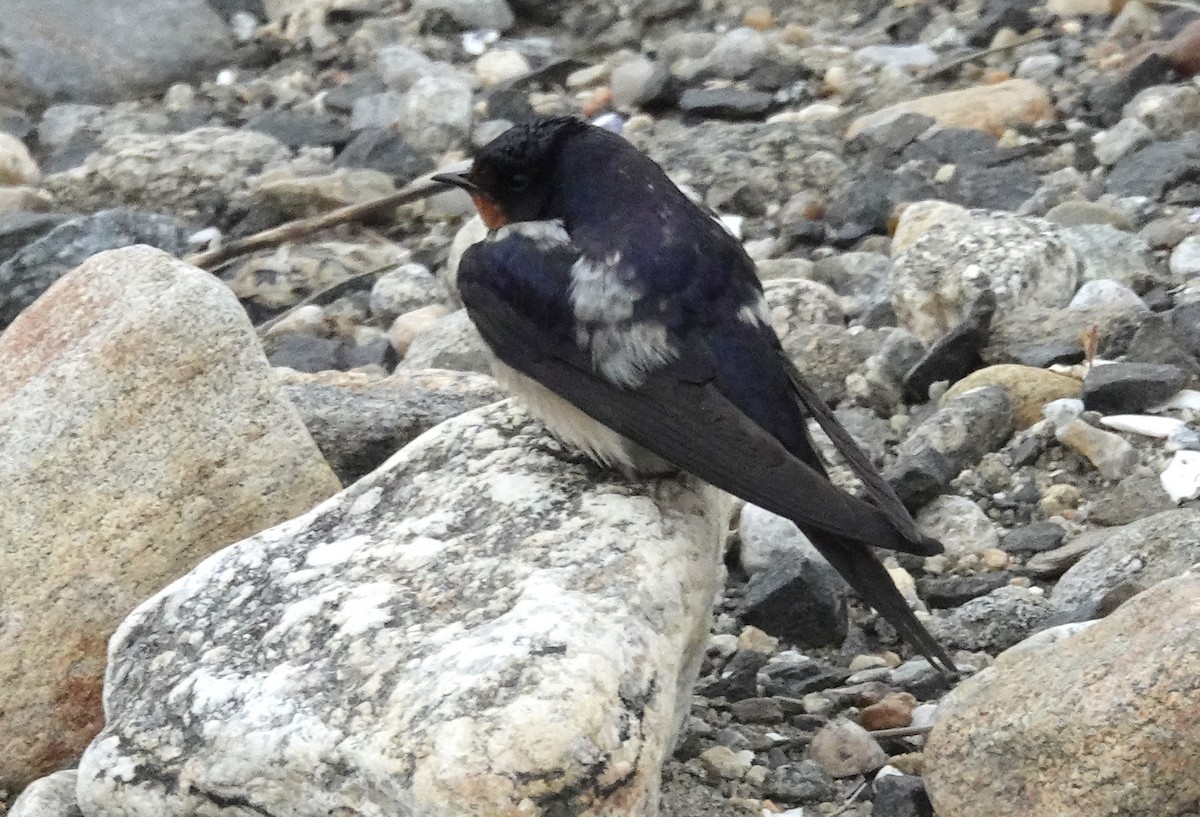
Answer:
[433,116,584,229]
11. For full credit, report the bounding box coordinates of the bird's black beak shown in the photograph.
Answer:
[432,169,482,195]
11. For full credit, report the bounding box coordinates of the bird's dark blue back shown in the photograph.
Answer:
[539,125,821,467]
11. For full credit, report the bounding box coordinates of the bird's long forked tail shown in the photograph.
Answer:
[808,532,958,675]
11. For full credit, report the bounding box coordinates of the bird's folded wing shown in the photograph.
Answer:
[463,282,925,555]
[781,356,941,555]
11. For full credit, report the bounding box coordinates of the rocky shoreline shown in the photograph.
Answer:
[2,1,1200,816]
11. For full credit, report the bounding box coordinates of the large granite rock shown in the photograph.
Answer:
[77,400,731,817]
[925,575,1200,817]
[0,247,340,789]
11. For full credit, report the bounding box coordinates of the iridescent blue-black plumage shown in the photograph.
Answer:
[444,117,955,673]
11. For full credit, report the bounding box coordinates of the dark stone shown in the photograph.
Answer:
[206,0,265,17]
[826,165,894,234]
[829,222,875,248]
[695,648,770,700]
[0,0,233,104]
[625,62,680,110]
[1125,312,1199,374]
[966,0,1037,47]
[507,0,571,24]
[335,335,396,371]
[886,386,1015,509]
[883,3,935,42]
[710,726,750,749]
[1083,362,1189,413]
[850,112,935,158]
[484,85,537,124]
[0,106,33,140]
[1143,287,1173,313]
[335,128,435,184]
[780,218,829,248]
[918,572,1012,608]
[860,299,899,328]
[1007,435,1047,468]
[1087,53,1176,124]
[244,109,350,150]
[0,211,76,266]
[1002,521,1066,554]
[900,128,1007,166]
[904,290,996,402]
[760,660,848,697]
[264,334,341,373]
[943,162,1042,211]
[736,553,849,647]
[42,130,102,174]
[1002,341,1086,368]
[0,208,190,328]
[1107,134,1200,199]
[764,761,837,805]
[226,198,290,242]
[893,660,953,699]
[635,0,698,23]
[678,87,775,120]
[729,697,785,724]
[746,62,812,93]
[872,774,935,817]
[1171,301,1200,359]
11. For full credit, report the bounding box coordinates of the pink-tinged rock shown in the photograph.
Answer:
[926,575,1200,817]
[847,79,1054,139]
[0,246,340,789]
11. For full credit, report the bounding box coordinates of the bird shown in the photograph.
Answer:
[434,116,956,673]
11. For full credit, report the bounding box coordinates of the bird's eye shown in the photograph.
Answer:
[509,172,531,191]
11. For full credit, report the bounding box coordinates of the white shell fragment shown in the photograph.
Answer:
[1161,450,1200,503]
[1099,415,1187,439]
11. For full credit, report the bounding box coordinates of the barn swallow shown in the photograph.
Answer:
[434,116,955,673]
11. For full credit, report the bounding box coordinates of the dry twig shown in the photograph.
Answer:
[183,161,469,271]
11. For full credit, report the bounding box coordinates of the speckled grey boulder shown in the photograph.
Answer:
[43,127,292,223]
[1051,509,1200,614]
[891,211,1081,344]
[78,400,731,817]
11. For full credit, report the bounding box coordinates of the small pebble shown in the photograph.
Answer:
[699,745,755,780]
[807,718,887,777]
[1039,484,1082,517]
[860,692,918,731]
[737,625,779,653]
[743,5,774,31]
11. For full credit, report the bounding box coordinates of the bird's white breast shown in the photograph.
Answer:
[490,359,673,476]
